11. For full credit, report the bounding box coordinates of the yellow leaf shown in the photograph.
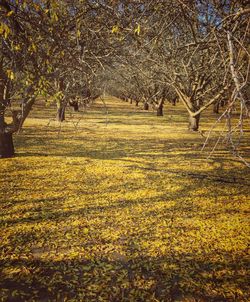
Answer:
[51,12,58,22]
[6,70,15,80]
[14,44,21,51]
[28,43,37,53]
[6,11,14,17]
[83,228,89,234]
[0,22,11,39]
[66,233,72,239]
[134,24,141,35]
[111,25,119,34]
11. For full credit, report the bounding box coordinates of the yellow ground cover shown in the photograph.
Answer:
[0,98,249,301]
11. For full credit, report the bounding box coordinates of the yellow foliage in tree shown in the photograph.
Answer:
[111,25,119,34]
[0,22,11,39]
[77,29,81,38]
[6,69,15,80]
[134,24,141,35]
[6,11,14,17]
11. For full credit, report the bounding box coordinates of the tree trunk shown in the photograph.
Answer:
[135,100,139,107]
[221,99,226,107]
[144,102,149,110]
[0,63,14,158]
[0,62,37,159]
[0,132,14,158]
[69,101,79,112]
[57,106,65,122]
[56,78,66,121]
[171,97,177,106]
[73,102,79,112]
[156,103,163,116]
[130,99,133,104]
[213,101,219,114]
[189,114,200,131]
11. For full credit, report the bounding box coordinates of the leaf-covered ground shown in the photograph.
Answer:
[0,98,250,302]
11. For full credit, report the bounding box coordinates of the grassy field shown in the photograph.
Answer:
[0,98,249,302]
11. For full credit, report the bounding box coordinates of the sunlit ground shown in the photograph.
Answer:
[0,98,249,301]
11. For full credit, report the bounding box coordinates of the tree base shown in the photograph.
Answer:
[188,115,200,131]
[57,107,65,122]
[69,101,79,112]
[0,133,14,158]
[156,107,163,116]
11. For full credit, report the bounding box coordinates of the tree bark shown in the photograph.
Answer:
[171,97,177,106]
[213,101,219,114]
[0,62,14,158]
[135,100,139,107]
[189,114,200,131]
[144,102,149,110]
[130,99,133,104]
[0,132,14,158]
[56,78,66,121]
[57,105,65,122]
[156,103,163,116]
[69,100,79,111]
[73,102,79,111]
[0,61,37,158]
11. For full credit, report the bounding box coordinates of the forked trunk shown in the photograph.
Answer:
[0,132,14,158]
[189,114,200,131]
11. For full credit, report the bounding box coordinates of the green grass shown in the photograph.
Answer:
[0,98,249,301]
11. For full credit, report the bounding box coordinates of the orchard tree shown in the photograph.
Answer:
[0,0,117,157]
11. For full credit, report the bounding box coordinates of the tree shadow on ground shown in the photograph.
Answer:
[14,130,250,163]
[0,246,248,301]
[1,172,249,301]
